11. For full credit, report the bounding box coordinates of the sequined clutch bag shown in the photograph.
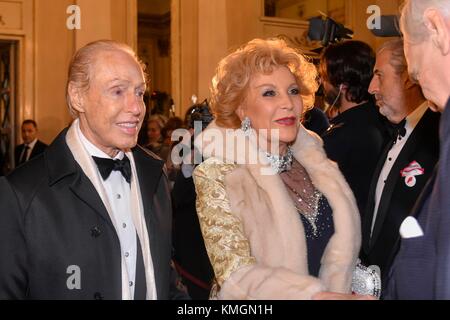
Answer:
[351,260,381,298]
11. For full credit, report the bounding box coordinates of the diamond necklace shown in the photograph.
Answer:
[265,146,294,174]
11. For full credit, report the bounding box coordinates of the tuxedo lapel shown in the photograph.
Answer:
[69,172,114,227]
[132,146,165,296]
[369,111,433,249]
[362,141,393,252]
[45,128,116,229]
[132,146,164,216]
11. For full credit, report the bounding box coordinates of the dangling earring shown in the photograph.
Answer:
[241,116,251,135]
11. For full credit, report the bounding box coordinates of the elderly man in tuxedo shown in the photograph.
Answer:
[360,39,440,293]
[385,0,450,299]
[0,40,185,300]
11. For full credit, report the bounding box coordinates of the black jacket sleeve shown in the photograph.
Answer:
[0,177,28,299]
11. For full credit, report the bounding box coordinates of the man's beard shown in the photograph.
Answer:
[378,104,390,119]
[324,86,342,109]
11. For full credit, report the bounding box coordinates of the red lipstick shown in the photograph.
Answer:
[275,117,297,126]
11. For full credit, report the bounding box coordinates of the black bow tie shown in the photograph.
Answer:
[92,155,132,183]
[396,119,407,138]
[387,118,407,145]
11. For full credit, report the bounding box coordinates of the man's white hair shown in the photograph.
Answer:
[400,0,450,43]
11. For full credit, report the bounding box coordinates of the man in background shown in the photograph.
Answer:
[361,39,440,292]
[14,120,47,167]
[320,40,390,216]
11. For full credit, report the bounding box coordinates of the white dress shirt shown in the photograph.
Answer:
[371,101,429,236]
[76,124,138,299]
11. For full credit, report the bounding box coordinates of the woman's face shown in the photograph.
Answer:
[239,66,303,154]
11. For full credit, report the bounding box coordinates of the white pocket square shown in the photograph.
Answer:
[399,216,424,239]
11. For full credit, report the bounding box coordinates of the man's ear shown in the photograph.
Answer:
[424,8,450,55]
[402,71,415,89]
[68,82,85,113]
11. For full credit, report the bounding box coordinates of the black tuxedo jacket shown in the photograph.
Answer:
[14,140,48,166]
[360,108,440,286]
[0,128,184,299]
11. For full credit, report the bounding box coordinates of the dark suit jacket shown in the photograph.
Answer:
[385,98,450,300]
[322,101,390,215]
[14,140,48,166]
[360,108,440,289]
[0,128,183,300]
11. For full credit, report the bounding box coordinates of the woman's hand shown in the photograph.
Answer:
[312,291,377,300]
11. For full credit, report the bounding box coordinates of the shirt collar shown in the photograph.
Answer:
[26,138,38,149]
[405,101,429,133]
[75,120,124,160]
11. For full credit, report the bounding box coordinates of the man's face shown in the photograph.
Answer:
[77,50,146,157]
[368,49,407,124]
[21,123,37,144]
[403,39,421,84]
[403,32,441,108]
[403,35,428,85]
